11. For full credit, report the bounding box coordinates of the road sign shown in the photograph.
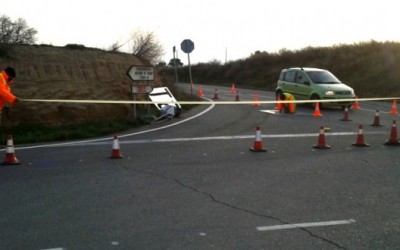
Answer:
[132,85,153,94]
[181,39,194,53]
[127,65,154,81]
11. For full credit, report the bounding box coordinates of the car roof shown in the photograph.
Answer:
[284,67,326,72]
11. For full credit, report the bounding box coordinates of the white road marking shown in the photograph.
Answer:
[12,97,216,151]
[52,131,384,146]
[257,219,356,231]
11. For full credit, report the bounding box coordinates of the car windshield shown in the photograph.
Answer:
[306,70,341,84]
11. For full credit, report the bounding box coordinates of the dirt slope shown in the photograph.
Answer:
[0,44,160,127]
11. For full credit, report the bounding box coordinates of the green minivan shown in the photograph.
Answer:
[276,67,356,108]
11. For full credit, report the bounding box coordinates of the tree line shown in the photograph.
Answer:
[0,14,164,64]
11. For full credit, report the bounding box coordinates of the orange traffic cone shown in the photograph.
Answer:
[230,83,236,94]
[370,110,383,127]
[275,97,282,111]
[390,100,398,115]
[197,86,204,97]
[352,96,360,109]
[252,92,261,107]
[213,89,219,99]
[313,126,330,149]
[384,120,400,146]
[249,126,266,152]
[313,102,323,117]
[3,135,20,165]
[110,135,123,159]
[352,124,369,147]
[340,106,352,121]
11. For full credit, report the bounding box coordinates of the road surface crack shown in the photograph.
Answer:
[129,167,347,249]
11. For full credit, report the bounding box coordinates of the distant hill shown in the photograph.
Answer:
[161,41,400,98]
[0,44,163,127]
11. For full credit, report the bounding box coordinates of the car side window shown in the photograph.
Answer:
[296,71,307,84]
[283,71,296,82]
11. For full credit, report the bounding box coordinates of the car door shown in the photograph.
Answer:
[293,71,312,100]
[280,70,297,95]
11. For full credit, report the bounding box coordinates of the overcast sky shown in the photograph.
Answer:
[3,0,400,64]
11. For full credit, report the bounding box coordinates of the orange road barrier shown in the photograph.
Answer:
[230,83,237,94]
[2,135,21,165]
[110,135,124,159]
[384,120,400,146]
[340,106,352,121]
[390,99,398,115]
[352,124,369,147]
[313,126,330,149]
[313,102,323,117]
[370,110,383,127]
[249,126,267,152]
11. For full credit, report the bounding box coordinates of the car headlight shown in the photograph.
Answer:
[325,90,335,96]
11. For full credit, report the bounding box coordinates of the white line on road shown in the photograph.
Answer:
[256,219,356,231]
[56,131,385,146]
[13,97,216,151]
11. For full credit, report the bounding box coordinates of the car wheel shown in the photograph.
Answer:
[310,95,322,109]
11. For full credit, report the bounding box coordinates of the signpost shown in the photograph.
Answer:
[127,65,154,120]
[127,66,154,81]
[181,39,195,95]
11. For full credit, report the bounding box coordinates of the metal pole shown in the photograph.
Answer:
[188,52,193,95]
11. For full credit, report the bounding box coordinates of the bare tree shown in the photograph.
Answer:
[107,41,124,52]
[0,15,37,44]
[129,29,164,64]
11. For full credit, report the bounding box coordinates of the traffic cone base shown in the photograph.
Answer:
[249,126,267,152]
[110,135,123,159]
[2,135,21,165]
[313,126,330,149]
[352,124,369,147]
[384,140,400,146]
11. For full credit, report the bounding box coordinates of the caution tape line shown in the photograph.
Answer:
[20,97,400,105]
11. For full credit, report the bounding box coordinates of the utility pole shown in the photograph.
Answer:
[173,46,179,84]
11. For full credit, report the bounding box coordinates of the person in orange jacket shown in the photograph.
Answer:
[279,92,296,114]
[0,67,19,124]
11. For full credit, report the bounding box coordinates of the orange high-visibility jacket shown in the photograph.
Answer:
[283,93,296,113]
[0,70,17,109]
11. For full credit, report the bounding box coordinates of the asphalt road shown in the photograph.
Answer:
[1,84,399,250]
